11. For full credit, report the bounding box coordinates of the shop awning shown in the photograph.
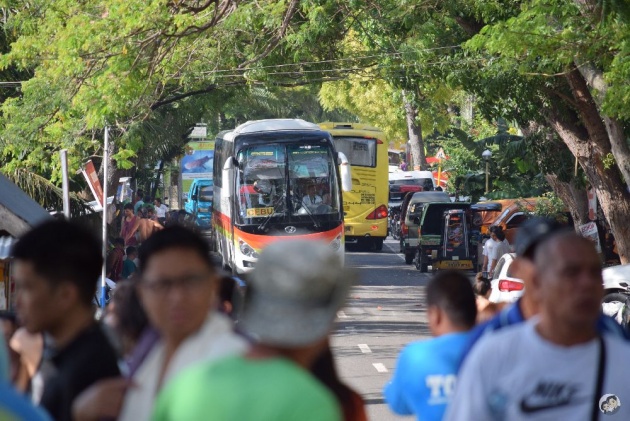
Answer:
[0,173,52,237]
[0,236,16,260]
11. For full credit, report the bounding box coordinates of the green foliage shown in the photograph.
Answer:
[0,0,353,207]
[520,192,569,224]
[602,152,616,170]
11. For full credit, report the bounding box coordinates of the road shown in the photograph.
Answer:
[331,238,433,421]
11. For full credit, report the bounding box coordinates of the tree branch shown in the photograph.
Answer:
[237,0,299,69]
[150,81,243,109]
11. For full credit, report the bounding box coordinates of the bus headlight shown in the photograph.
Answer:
[330,235,342,252]
[239,240,259,259]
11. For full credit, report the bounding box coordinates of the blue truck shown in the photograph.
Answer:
[184,178,213,230]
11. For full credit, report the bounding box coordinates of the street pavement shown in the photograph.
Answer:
[331,238,433,421]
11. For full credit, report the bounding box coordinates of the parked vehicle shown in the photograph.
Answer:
[400,191,451,264]
[388,205,401,240]
[488,197,572,244]
[389,185,422,243]
[428,209,475,272]
[320,122,389,251]
[389,170,436,192]
[488,253,524,303]
[411,202,500,272]
[601,264,630,319]
[471,199,510,235]
[410,201,471,269]
[184,178,213,227]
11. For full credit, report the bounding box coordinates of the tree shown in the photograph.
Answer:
[0,0,351,205]
[465,0,630,262]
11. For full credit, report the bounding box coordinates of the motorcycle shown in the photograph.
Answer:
[601,264,630,325]
[388,206,401,240]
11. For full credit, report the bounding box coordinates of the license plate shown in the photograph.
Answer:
[435,260,473,270]
[246,207,274,217]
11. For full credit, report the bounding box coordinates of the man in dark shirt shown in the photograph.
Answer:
[12,220,120,421]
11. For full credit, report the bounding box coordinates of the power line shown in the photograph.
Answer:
[179,56,486,80]
[198,45,462,75]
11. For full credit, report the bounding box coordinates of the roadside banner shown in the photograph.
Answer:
[578,222,602,253]
[181,140,215,199]
[81,160,104,207]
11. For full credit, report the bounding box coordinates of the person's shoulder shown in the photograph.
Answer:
[597,314,630,340]
[270,359,340,410]
[399,339,433,363]
[407,333,471,363]
[471,318,528,353]
[604,332,630,350]
[62,324,119,369]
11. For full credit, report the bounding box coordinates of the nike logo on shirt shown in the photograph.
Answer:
[520,398,578,413]
[519,382,582,414]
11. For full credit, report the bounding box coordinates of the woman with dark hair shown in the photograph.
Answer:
[311,342,367,421]
[104,279,151,359]
[473,273,503,323]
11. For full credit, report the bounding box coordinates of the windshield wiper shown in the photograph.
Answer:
[298,202,321,230]
[257,195,287,232]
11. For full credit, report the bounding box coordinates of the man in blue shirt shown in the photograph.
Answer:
[458,217,627,370]
[384,270,477,421]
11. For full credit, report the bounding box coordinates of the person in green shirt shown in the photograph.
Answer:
[152,240,357,421]
[121,246,137,279]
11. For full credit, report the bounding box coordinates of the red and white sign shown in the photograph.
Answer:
[579,222,602,253]
[81,160,104,207]
[587,188,597,221]
[432,170,449,188]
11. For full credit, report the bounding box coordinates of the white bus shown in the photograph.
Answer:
[212,119,352,273]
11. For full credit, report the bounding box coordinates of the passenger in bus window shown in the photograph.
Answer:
[253,180,276,207]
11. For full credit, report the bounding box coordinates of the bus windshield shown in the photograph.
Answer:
[332,137,376,167]
[235,143,340,224]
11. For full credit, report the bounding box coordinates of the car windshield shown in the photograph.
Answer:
[199,185,213,202]
[389,178,434,191]
[235,143,340,224]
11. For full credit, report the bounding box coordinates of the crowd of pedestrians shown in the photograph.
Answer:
[1,218,365,421]
[385,217,630,420]
[2,213,629,420]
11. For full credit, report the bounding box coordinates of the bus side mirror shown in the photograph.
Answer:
[223,157,236,199]
[338,152,352,192]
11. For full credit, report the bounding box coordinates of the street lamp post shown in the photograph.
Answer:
[482,149,492,194]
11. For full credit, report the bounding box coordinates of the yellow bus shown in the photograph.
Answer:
[319,122,389,251]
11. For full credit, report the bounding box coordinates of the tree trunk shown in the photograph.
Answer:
[168,158,180,210]
[544,105,630,264]
[520,120,590,227]
[575,62,630,188]
[402,90,428,171]
[544,174,589,226]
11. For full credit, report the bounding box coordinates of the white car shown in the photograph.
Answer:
[601,264,630,320]
[488,253,524,304]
